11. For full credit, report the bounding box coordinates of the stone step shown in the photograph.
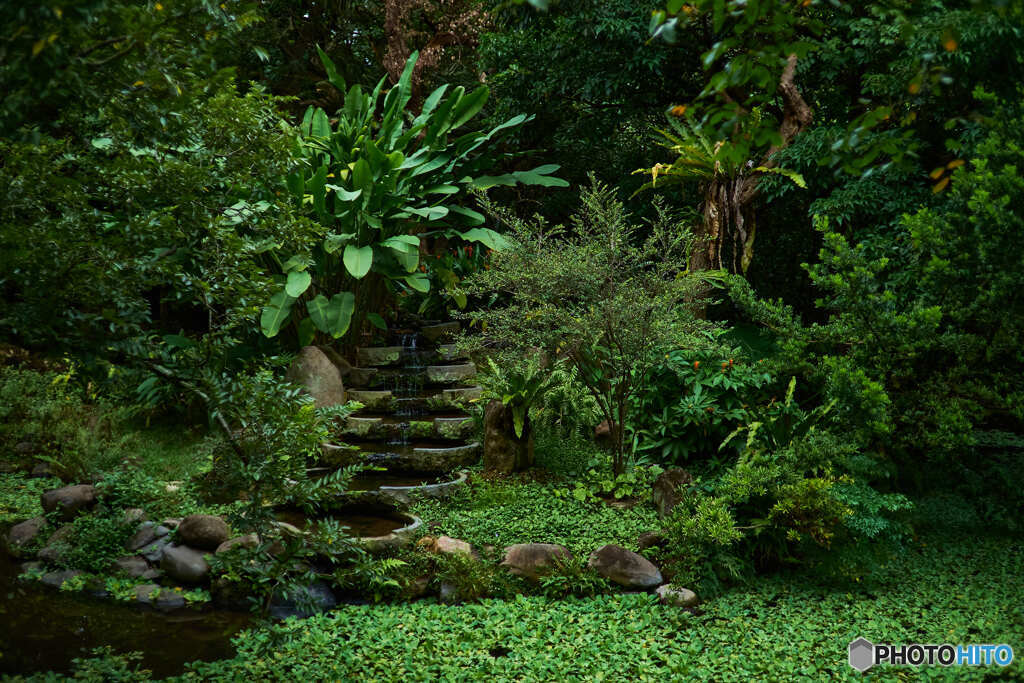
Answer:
[421,321,460,343]
[341,415,474,441]
[357,442,481,472]
[356,346,404,367]
[425,363,476,384]
[347,386,482,412]
[346,362,475,390]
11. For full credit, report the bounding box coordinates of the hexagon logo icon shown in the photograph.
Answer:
[849,638,875,672]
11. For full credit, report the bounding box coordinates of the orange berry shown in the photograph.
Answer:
[693,361,700,370]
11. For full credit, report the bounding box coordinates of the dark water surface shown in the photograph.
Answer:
[0,552,249,678]
[274,507,407,537]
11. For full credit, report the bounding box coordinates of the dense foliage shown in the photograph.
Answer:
[1,0,1023,679]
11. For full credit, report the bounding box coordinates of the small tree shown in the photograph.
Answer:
[461,180,720,474]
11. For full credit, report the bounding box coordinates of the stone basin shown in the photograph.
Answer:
[273,504,421,553]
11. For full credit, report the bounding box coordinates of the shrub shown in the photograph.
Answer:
[462,179,719,473]
[628,348,772,466]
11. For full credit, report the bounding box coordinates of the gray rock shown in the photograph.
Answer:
[285,346,347,408]
[154,591,186,612]
[7,516,46,553]
[121,508,148,525]
[637,531,668,551]
[500,543,572,581]
[14,441,39,455]
[316,345,352,377]
[40,484,97,521]
[133,583,161,604]
[161,518,182,530]
[29,462,54,478]
[111,555,151,578]
[160,545,210,584]
[269,581,337,619]
[140,536,172,563]
[438,581,460,604]
[126,522,158,551]
[140,568,162,581]
[37,525,74,564]
[655,584,699,607]
[177,514,229,551]
[20,561,43,574]
[215,533,259,554]
[40,569,83,588]
[587,544,663,589]
[651,467,693,519]
[154,525,171,538]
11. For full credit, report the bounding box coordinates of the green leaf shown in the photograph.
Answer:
[460,227,510,251]
[513,166,569,187]
[367,313,387,330]
[405,206,449,221]
[261,291,296,338]
[326,185,362,202]
[316,46,346,92]
[324,233,355,254]
[306,292,356,338]
[311,108,331,138]
[448,206,486,225]
[285,270,312,298]
[450,86,489,130]
[343,244,374,278]
[163,334,194,349]
[297,316,316,346]
[404,274,430,293]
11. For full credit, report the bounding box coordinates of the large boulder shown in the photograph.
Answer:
[177,514,229,551]
[6,516,46,555]
[40,484,96,521]
[500,543,572,581]
[651,467,693,519]
[160,545,210,584]
[285,345,347,408]
[483,400,534,474]
[587,544,663,589]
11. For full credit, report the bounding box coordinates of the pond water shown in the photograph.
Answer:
[347,470,448,490]
[0,552,249,678]
[274,506,408,537]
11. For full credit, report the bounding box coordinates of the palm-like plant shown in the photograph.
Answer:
[634,112,805,274]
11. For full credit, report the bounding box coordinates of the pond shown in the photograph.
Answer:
[0,552,249,678]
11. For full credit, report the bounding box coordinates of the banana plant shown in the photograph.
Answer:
[261,48,568,341]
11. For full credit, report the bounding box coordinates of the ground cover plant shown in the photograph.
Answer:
[53,511,1016,681]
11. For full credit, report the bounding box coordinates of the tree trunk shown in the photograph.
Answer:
[483,400,535,474]
[689,54,813,278]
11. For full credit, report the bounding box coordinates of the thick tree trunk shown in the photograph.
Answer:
[483,400,534,474]
[690,54,813,277]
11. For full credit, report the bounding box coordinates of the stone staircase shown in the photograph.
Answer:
[335,322,482,474]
